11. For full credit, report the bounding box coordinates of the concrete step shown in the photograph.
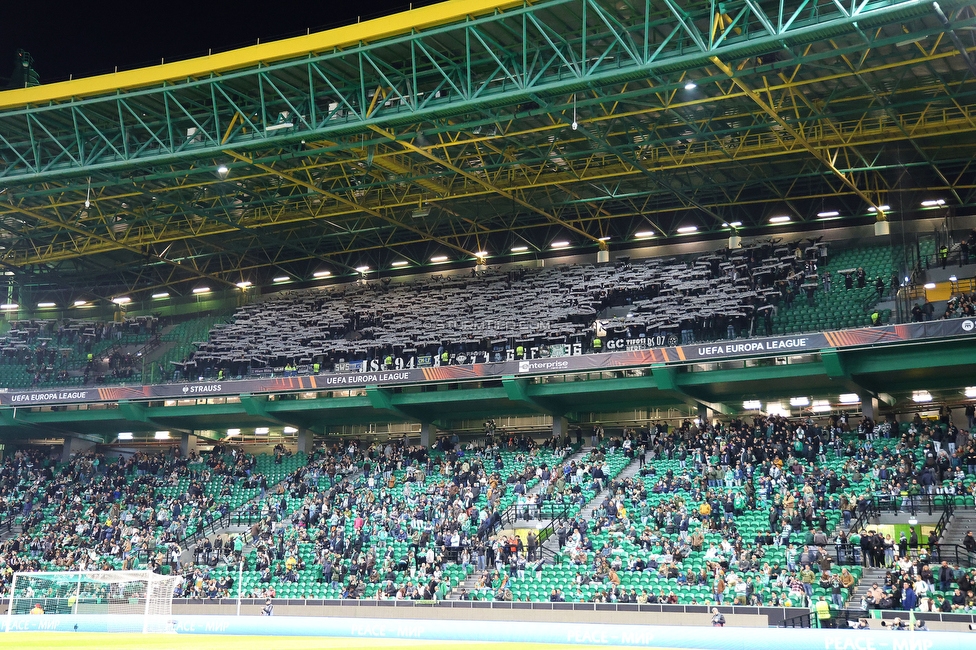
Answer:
[845,569,888,610]
[448,454,640,600]
[511,446,596,525]
[937,508,976,547]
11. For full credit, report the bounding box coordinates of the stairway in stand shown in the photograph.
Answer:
[448,450,642,601]
[845,567,888,611]
[535,456,643,560]
[939,508,976,547]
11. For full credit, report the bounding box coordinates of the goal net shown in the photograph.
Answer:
[7,570,181,632]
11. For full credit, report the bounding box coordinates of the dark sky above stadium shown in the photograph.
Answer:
[1,0,437,86]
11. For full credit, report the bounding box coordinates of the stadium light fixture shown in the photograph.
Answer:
[216,165,229,177]
[817,211,840,218]
[839,393,860,404]
[766,402,788,416]
[474,251,488,258]
[312,270,331,278]
[0,303,17,310]
[118,432,134,440]
[812,400,832,413]
[226,428,241,437]
[265,111,294,132]
[965,387,976,398]
[283,426,298,434]
[896,35,926,47]
[511,246,529,252]
[911,390,933,403]
[551,241,570,249]
[112,296,131,304]
[151,292,170,299]
[273,276,290,283]
[634,231,655,239]
[950,275,958,282]
[769,215,791,224]
[684,81,697,90]
[742,400,762,410]
[154,431,170,440]
[192,287,211,294]
[355,266,370,273]
[789,396,810,407]
[391,260,409,267]
[430,255,449,263]
[721,222,742,228]
[868,205,891,212]
[676,226,698,234]
[37,302,56,308]
[597,236,611,242]
[921,199,945,207]
[923,282,936,289]
[255,427,270,435]
[235,281,252,289]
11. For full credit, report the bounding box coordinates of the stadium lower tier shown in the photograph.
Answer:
[1,418,975,615]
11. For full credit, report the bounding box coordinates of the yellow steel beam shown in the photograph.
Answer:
[221,150,480,261]
[7,98,976,265]
[2,203,238,288]
[0,0,522,110]
[709,55,886,219]
[367,125,601,243]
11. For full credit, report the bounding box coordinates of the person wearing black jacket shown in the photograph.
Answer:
[939,561,954,593]
[963,531,976,553]
[710,608,726,627]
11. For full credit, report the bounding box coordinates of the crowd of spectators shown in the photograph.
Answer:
[941,292,976,320]
[0,316,159,387]
[856,548,976,613]
[0,444,263,597]
[459,412,976,608]
[1,405,975,612]
[185,239,849,378]
[169,431,605,600]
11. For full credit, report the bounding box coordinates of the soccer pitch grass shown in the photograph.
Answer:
[0,634,632,650]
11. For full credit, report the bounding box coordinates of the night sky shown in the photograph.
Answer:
[1,0,437,86]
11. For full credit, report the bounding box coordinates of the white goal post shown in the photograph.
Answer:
[7,570,181,632]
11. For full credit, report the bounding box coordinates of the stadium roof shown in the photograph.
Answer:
[1,0,976,304]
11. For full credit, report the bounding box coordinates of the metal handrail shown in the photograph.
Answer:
[836,497,957,566]
[928,543,976,567]
[869,493,952,518]
[930,498,955,545]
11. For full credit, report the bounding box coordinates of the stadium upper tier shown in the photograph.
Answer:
[0,316,158,388]
[180,239,899,378]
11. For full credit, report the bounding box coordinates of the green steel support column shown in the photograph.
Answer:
[239,394,270,418]
[365,386,411,420]
[502,376,553,414]
[820,349,848,380]
[650,363,677,391]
